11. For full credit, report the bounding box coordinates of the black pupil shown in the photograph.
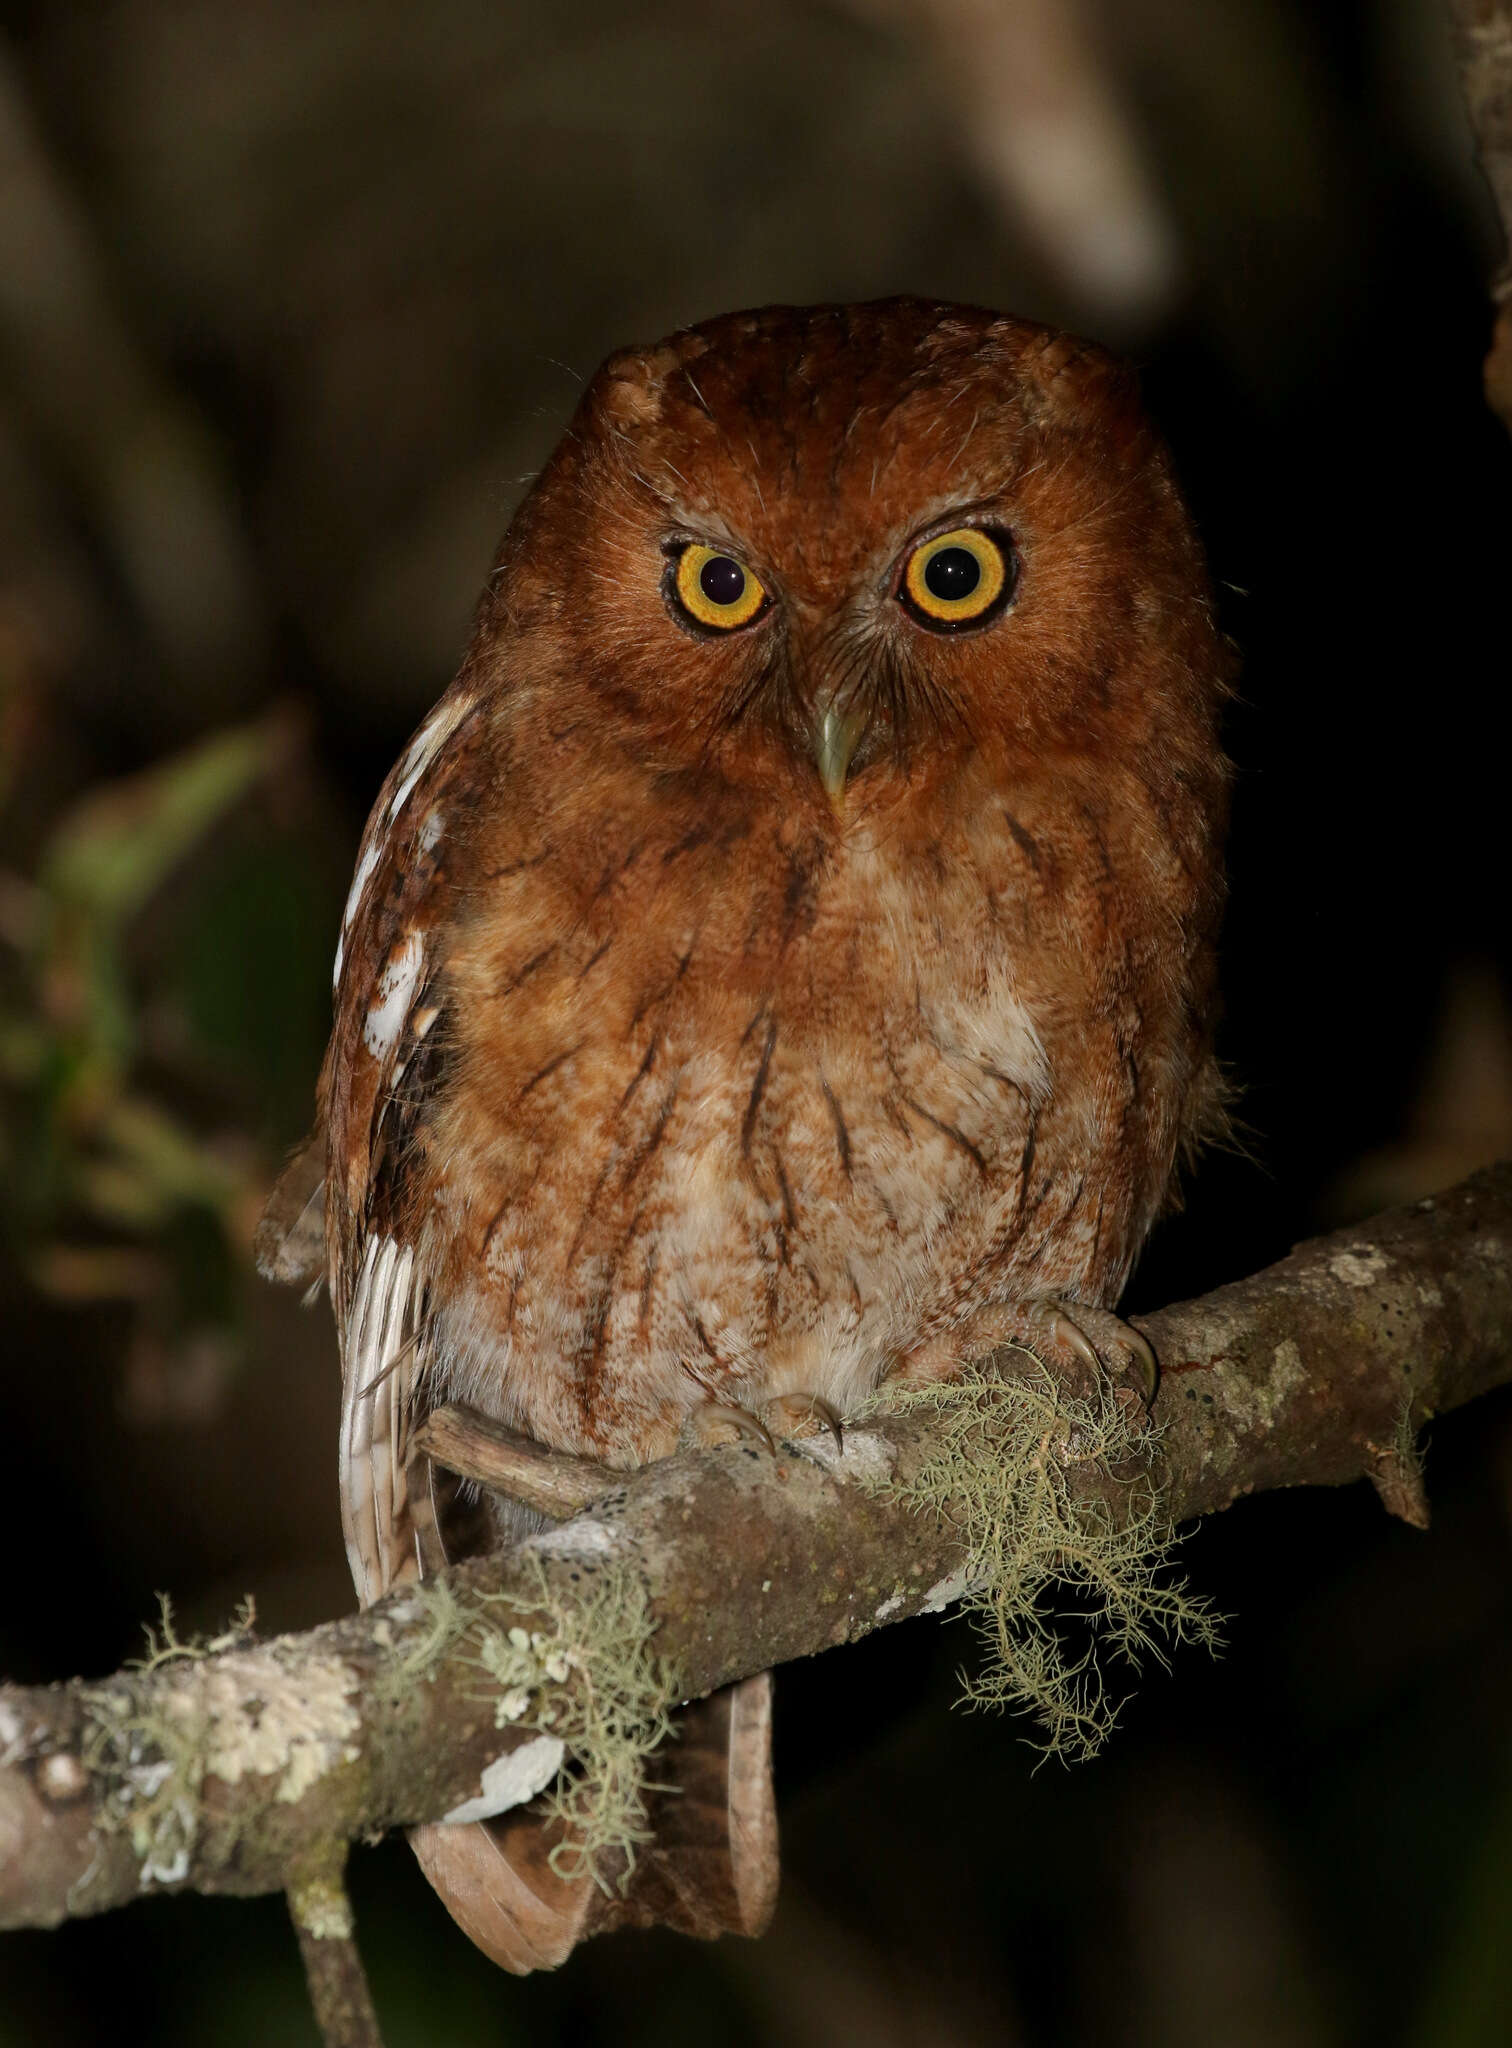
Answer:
[699,555,746,607]
[923,545,981,603]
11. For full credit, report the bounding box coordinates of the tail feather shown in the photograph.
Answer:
[333,1270,781,1972]
[410,1807,595,1973]
[411,1671,778,1972]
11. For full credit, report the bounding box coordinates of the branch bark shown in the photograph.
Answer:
[287,1844,384,2048]
[2,1164,1510,1939]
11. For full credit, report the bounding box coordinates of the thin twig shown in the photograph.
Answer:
[287,1844,385,2048]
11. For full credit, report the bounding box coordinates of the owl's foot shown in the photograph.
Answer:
[894,1298,1157,1423]
[685,1401,778,1454]
[684,1392,844,1457]
[760,1392,845,1453]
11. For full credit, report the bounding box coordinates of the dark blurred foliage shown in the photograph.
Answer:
[2,2,1511,2043]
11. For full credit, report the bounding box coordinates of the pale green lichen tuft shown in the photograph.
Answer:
[289,1870,356,1941]
[404,1554,676,1891]
[80,1679,205,1887]
[130,1590,258,1672]
[862,1365,1221,1760]
[79,1591,339,1894]
[80,1590,250,1888]
[1392,1392,1425,1478]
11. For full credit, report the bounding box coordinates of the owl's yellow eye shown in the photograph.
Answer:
[902,527,1013,628]
[671,544,767,631]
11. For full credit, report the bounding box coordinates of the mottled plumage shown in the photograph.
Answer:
[262,297,1230,1971]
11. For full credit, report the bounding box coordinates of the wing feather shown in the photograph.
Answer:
[321,689,481,1609]
[293,679,781,1969]
[254,1134,326,1285]
[340,1235,420,1602]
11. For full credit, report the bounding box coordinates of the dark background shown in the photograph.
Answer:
[3,2,1511,2043]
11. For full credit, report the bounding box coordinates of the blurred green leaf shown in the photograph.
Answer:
[40,722,277,931]
[0,710,316,1376]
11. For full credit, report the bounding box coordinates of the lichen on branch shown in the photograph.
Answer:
[863,1368,1220,1757]
[387,1554,678,1886]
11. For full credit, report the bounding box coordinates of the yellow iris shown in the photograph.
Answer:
[903,527,1008,625]
[674,544,767,630]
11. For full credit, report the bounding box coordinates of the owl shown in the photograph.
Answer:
[260,298,1230,1972]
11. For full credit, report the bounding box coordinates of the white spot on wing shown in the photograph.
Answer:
[364,931,425,1059]
[389,696,471,824]
[342,837,383,936]
[334,835,385,990]
[419,807,444,854]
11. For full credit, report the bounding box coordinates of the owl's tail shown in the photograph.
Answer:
[298,1173,779,1972]
[410,1670,778,1972]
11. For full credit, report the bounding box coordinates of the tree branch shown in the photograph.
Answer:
[2,1164,1510,1941]
[287,1843,384,2048]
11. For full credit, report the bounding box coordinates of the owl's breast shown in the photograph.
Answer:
[418,772,1208,1460]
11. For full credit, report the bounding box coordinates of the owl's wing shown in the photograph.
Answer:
[265,684,776,1970]
[254,1132,326,1288]
[317,687,480,1601]
[256,1134,432,1602]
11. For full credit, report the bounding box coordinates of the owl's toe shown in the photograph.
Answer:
[685,1400,777,1455]
[1024,1300,1158,1413]
[759,1392,845,1454]
[891,1298,1157,1418]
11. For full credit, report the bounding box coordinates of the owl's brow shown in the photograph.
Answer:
[944,406,983,478]
[616,458,674,505]
[599,420,680,506]
[1034,466,1145,542]
[744,441,767,516]
[680,367,714,418]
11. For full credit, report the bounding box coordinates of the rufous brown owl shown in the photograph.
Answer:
[260,298,1230,1973]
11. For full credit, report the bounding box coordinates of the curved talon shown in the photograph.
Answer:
[1046,1309,1101,1379]
[809,1396,844,1455]
[1123,1323,1159,1403]
[695,1402,777,1455]
[768,1393,844,1454]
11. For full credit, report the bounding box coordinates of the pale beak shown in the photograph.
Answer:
[812,697,869,810]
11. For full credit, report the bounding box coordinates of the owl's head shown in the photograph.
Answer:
[472,299,1224,820]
